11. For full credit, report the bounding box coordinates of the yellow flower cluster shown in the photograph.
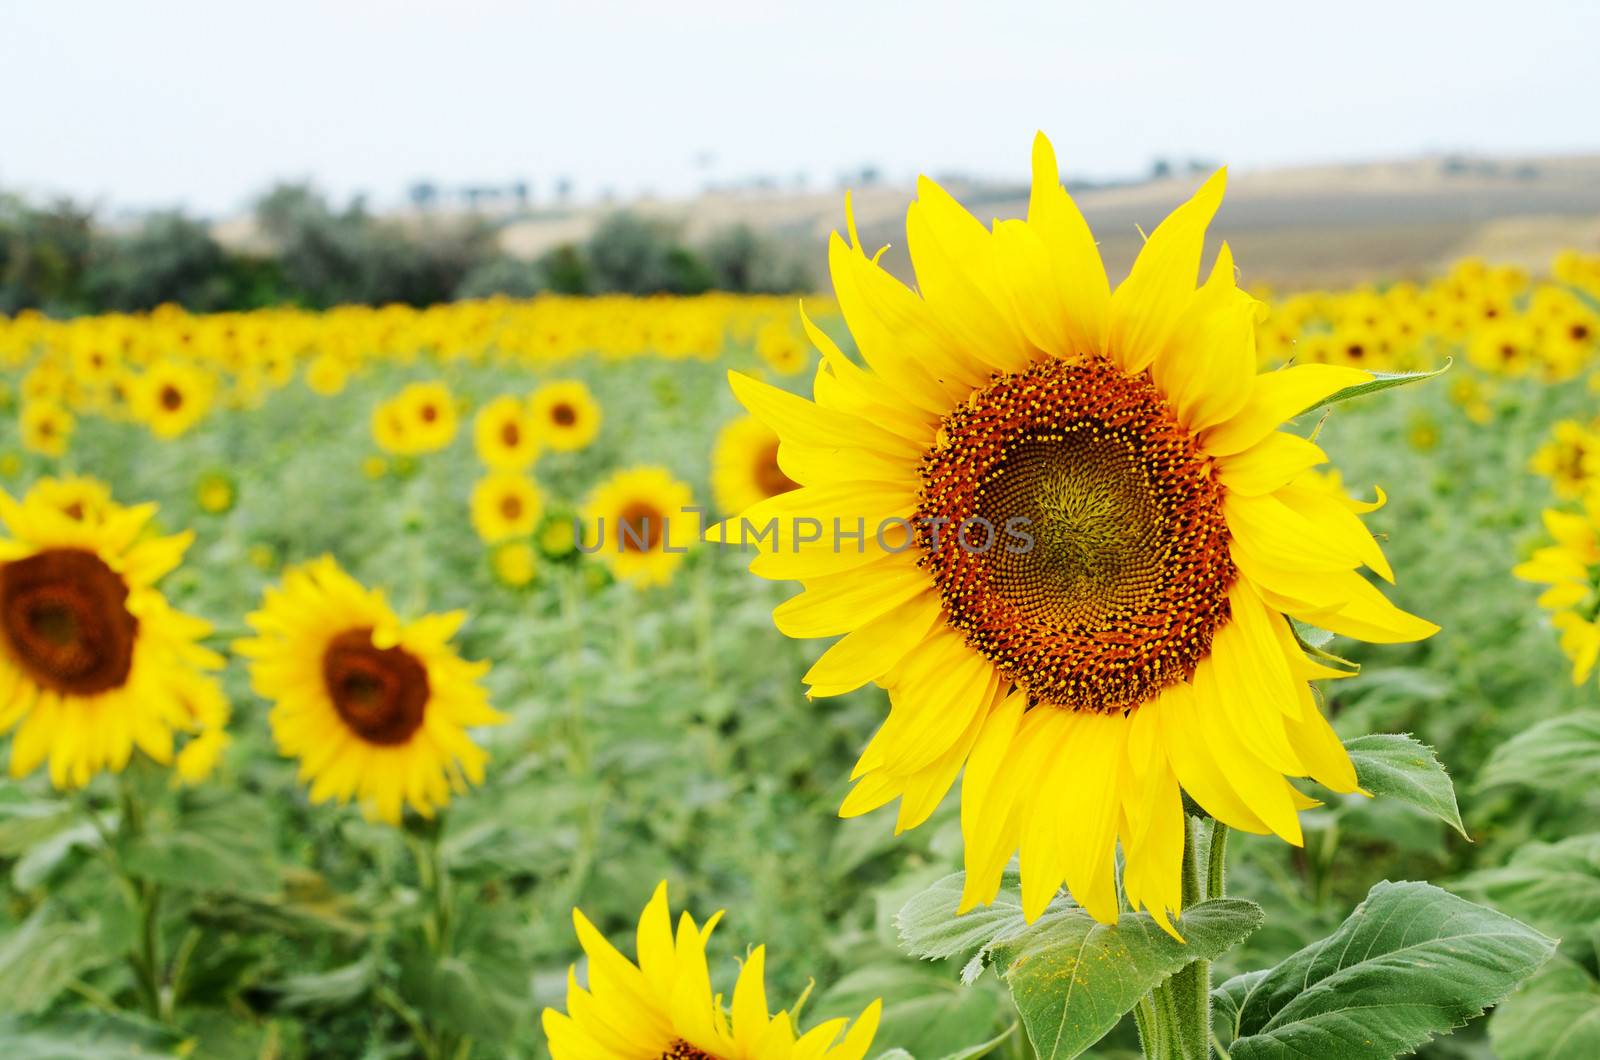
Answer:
[1,295,816,455]
[1514,500,1600,684]
[1256,252,1600,384]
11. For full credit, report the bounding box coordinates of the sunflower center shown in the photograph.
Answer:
[500,494,524,521]
[617,501,663,551]
[160,384,184,411]
[660,1042,718,1060]
[321,628,430,745]
[916,356,1236,712]
[551,402,577,427]
[500,421,522,447]
[0,548,138,696]
[754,440,798,498]
[420,403,439,423]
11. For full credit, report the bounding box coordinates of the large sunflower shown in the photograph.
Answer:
[236,557,504,824]
[0,481,226,788]
[719,134,1437,931]
[542,882,880,1060]
[711,415,799,517]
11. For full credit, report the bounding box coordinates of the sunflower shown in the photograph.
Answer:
[530,380,602,452]
[489,540,537,588]
[304,353,350,396]
[394,381,459,454]
[1530,419,1600,500]
[20,401,73,457]
[0,482,226,788]
[30,475,114,524]
[582,467,697,587]
[236,556,503,824]
[471,472,545,543]
[711,415,798,517]
[195,470,238,515]
[543,882,880,1060]
[717,134,1436,931]
[756,322,810,376]
[474,395,541,470]
[133,360,213,439]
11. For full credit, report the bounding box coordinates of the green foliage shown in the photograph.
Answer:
[1489,955,1600,1060]
[1477,711,1600,794]
[1212,881,1552,1059]
[898,869,1263,1058]
[1455,833,1600,940]
[1343,734,1467,838]
[1294,361,1452,417]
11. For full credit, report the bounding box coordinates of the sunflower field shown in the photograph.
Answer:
[3,141,1600,1060]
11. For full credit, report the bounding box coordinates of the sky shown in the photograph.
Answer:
[2,0,1598,217]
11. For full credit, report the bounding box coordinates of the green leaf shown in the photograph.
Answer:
[898,868,1031,965]
[1343,733,1467,838]
[1454,833,1600,939]
[1490,954,1600,1060]
[1478,712,1600,793]
[257,955,375,1010]
[12,821,103,891]
[118,789,276,896]
[0,1010,185,1058]
[0,904,110,1015]
[1295,360,1451,416]
[994,898,1261,1059]
[1213,880,1554,1059]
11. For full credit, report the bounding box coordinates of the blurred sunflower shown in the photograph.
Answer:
[473,394,541,470]
[1530,419,1600,499]
[582,467,697,587]
[0,482,226,787]
[236,557,503,824]
[756,322,811,376]
[30,475,113,523]
[489,539,537,588]
[719,134,1436,930]
[470,472,544,543]
[543,881,880,1060]
[133,360,213,439]
[529,380,601,452]
[1513,499,1600,683]
[196,470,238,515]
[304,353,350,396]
[711,415,798,516]
[20,401,72,457]
[394,381,459,454]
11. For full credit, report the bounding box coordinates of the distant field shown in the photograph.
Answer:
[482,153,1600,290]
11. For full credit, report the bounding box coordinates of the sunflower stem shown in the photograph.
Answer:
[1147,816,1215,1059]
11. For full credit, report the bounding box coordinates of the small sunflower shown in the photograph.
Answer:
[756,322,810,376]
[20,402,73,457]
[0,482,226,788]
[530,380,602,452]
[471,472,545,543]
[196,470,238,515]
[489,540,538,588]
[304,353,350,396]
[236,557,504,824]
[133,360,212,439]
[712,415,799,517]
[582,467,697,587]
[718,134,1436,931]
[543,882,880,1060]
[395,381,459,454]
[473,394,541,470]
[30,475,114,524]
[372,399,412,455]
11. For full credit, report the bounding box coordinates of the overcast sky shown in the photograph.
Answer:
[2,0,1597,217]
